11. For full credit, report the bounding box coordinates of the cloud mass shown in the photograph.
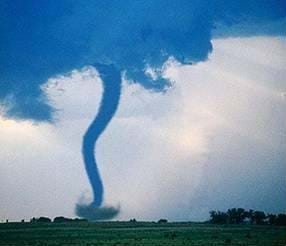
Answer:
[1,0,285,120]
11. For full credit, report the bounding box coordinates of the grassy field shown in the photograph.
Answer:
[0,221,285,246]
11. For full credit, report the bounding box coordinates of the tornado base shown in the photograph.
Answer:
[75,203,120,221]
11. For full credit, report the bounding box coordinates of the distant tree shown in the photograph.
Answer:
[129,218,137,223]
[226,209,235,224]
[237,208,247,224]
[158,219,168,223]
[208,208,285,226]
[53,216,73,223]
[276,214,286,226]
[73,218,88,222]
[252,211,266,225]
[33,217,51,223]
[267,214,277,225]
[30,217,36,223]
[245,209,254,224]
[209,211,228,224]
[227,208,246,224]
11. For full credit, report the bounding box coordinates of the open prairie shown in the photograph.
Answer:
[0,222,285,246]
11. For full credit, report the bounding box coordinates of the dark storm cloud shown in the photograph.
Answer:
[0,0,285,121]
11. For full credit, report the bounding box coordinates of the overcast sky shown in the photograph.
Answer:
[1,36,285,221]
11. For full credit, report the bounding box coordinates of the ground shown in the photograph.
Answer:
[0,221,285,246]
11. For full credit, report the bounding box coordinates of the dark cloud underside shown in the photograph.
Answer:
[0,0,285,121]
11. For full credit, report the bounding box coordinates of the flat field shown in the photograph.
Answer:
[0,221,285,246]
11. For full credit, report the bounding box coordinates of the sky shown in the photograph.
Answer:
[0,1,285,221]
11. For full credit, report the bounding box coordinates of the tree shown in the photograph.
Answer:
[267,214,277,225]
[252,211,266,225]
[36,217,51,223]
[227,208,246,224]
[244,209,254,224]
[208,208,286,226]
[30,217,36,223]
[157,219,168,223]
[73,218,88,222]
[53,217,72,223]
[209,211,228,224]
[276,214,286,226]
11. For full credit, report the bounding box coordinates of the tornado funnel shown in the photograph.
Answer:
[76,63,121,220]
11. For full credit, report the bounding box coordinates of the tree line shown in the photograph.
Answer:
[30,216,87,223]
[209,208,286,225]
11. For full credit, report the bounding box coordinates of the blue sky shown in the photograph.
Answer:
[0,1,285,221]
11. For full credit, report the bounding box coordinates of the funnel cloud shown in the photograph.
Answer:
[77,64,121,220]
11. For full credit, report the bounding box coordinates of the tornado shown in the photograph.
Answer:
[76,63,121,220]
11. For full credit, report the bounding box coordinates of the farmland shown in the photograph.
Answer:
[0,221,285,246]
